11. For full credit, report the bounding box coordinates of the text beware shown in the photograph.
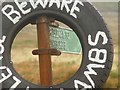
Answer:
[1,0,84,24]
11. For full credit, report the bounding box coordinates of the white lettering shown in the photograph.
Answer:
[0,36,6,60]
[0,66,12,83]
[84,64,105,88]
[61,0,72,13]
[49,0,60,8]
[10,76,21,89]
[0,57,3,61]
[1,5,21,24]
[74,31,108,89]
[2,0,85,23]
[88,48,107,64]
[88,31,108,46]
[26,86,30,90]
[14,0,31,14]
[29,0,49,9]
[74,80,92,90]
[70,0,84,18]
[0,36,6,44]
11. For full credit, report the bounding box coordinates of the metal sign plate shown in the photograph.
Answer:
[50,26,81,54]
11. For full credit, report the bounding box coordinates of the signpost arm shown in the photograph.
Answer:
[36,16,52,86]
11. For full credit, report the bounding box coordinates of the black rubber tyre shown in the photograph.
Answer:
[0,0,113,89]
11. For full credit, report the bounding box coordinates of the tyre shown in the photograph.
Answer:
[0,0,113,89]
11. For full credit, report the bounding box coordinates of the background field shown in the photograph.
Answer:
[11,2,119,88]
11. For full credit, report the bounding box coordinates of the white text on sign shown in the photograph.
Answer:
[1,0,84,24]
[74,31,108,89]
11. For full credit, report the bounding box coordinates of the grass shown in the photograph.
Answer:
[12,45,118,88]
[103,45,119,88]
[13,53,81,85]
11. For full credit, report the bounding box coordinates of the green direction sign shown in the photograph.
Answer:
[50,26,82,54]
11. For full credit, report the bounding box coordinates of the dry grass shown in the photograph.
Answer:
[104,45,119,88]
[12,45,118,88]
[13,53,82,86]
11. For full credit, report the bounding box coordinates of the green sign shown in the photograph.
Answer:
[50,26,81,54]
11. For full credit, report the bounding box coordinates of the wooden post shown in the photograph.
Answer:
[36,16,52,86]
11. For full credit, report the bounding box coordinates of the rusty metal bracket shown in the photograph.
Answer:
[32,48,61,56]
